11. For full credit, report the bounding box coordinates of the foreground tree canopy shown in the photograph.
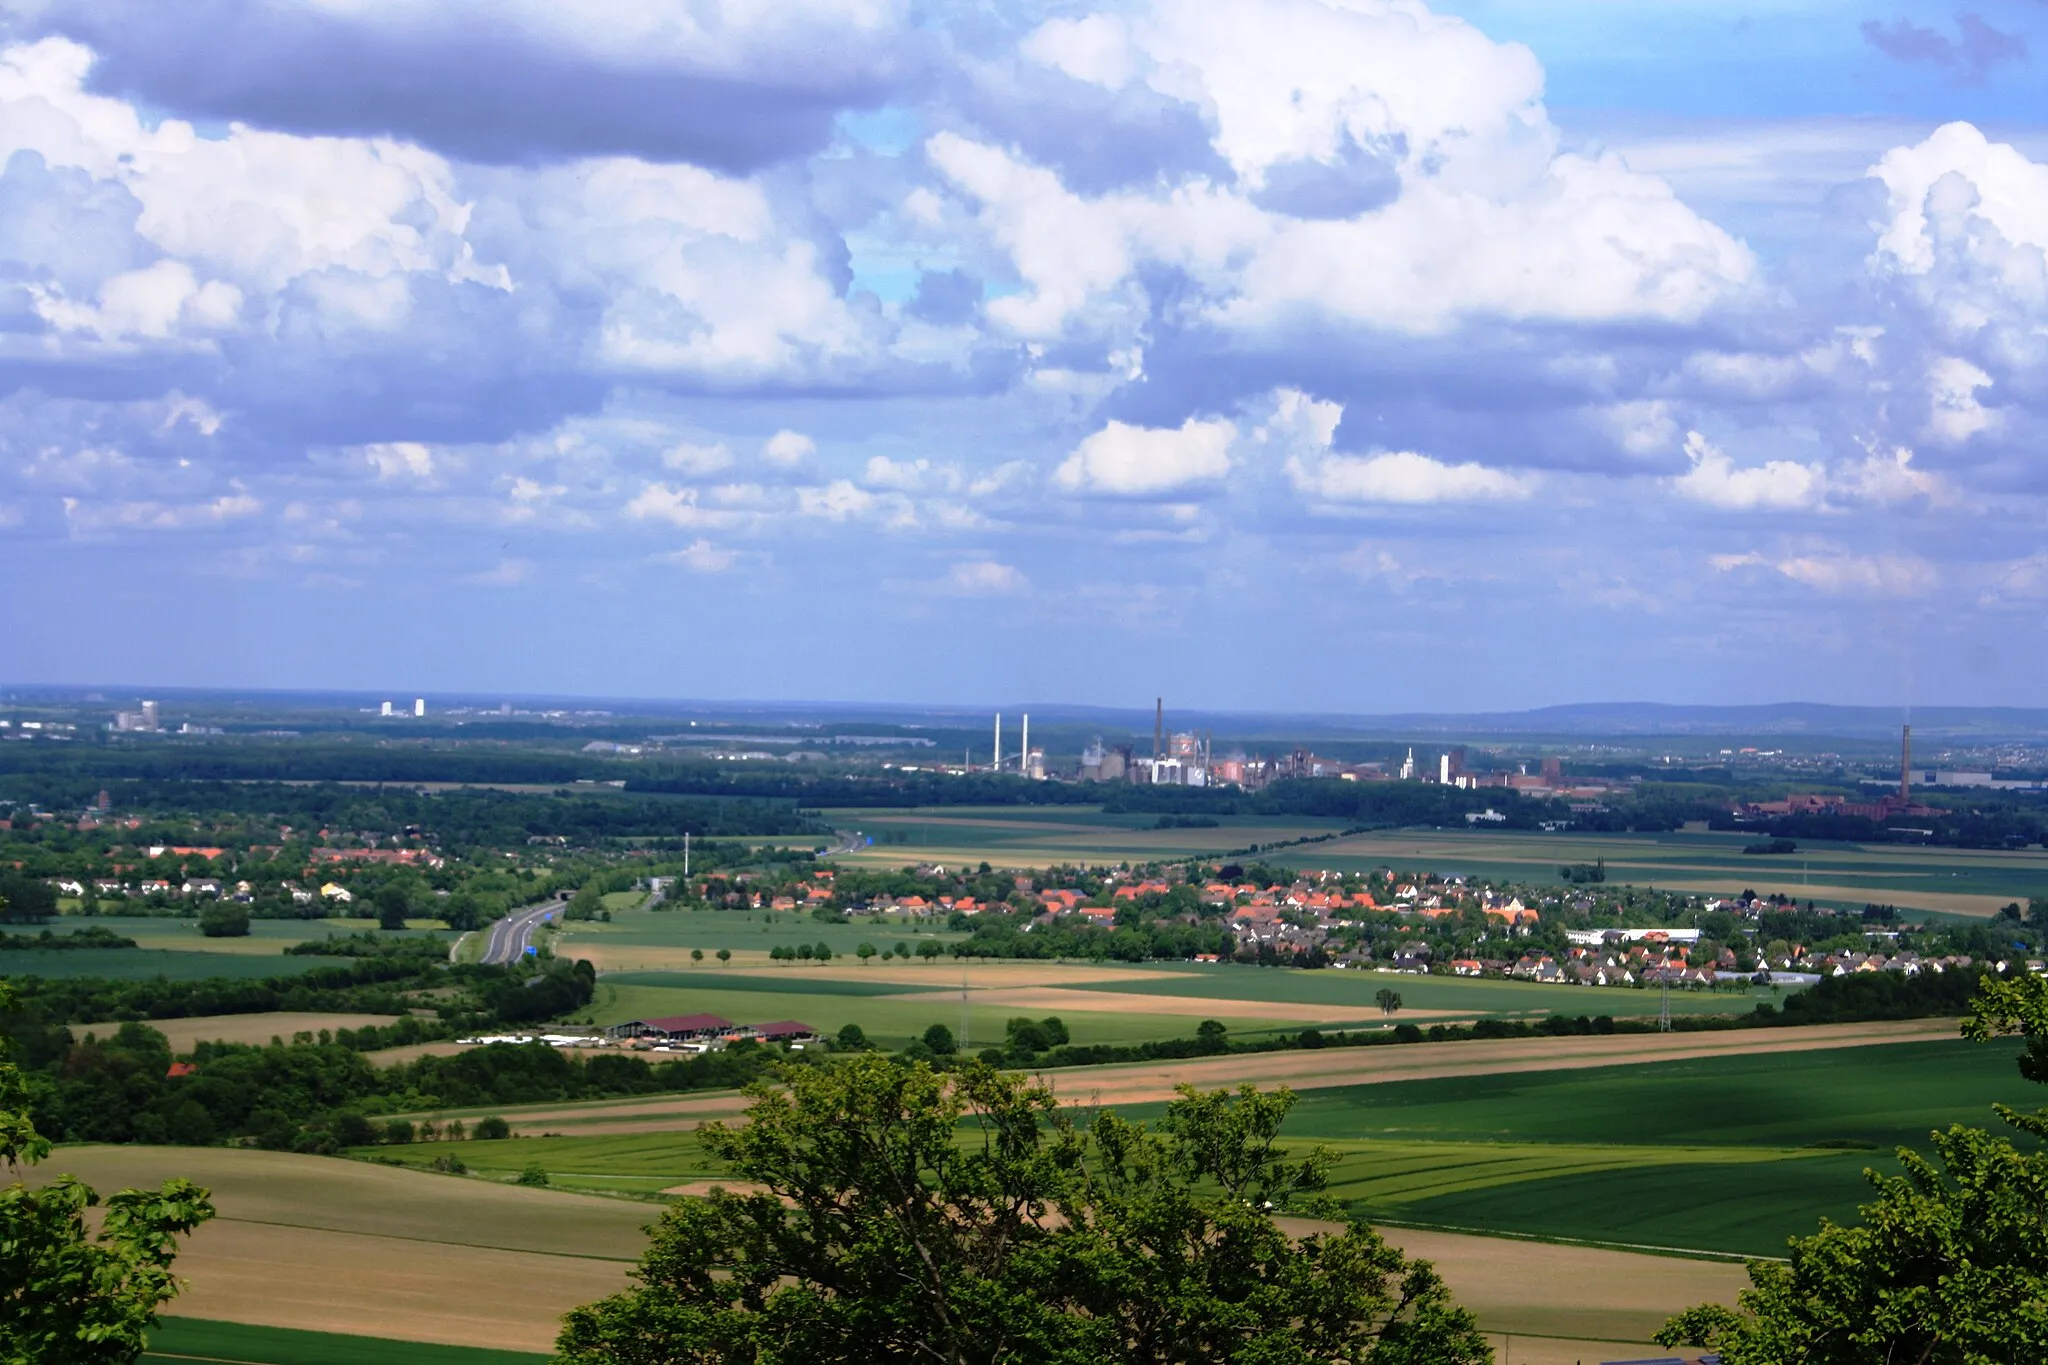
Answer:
[0,982,215,1365]
[555,1057,1489,1365]
[1659,971,2048,1363]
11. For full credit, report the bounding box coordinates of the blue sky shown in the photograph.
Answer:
[0,0,2043,712]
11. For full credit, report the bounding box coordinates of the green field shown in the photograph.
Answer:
[1276,1037,2029,1148]
[1,915,455,981]
[144,1318,546,1365]
[589,977,1297,1048]
[0,948,339,981]
[823,806,1355,869]
[1273,1038,2032,1256]
[1055,960,1772,1018]
[558,902,966,963]
[367,1036,2035,1259]
[1261,828,2047,919]
[365,1132,723,1197]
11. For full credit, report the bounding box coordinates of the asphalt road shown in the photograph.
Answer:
[479,901,560,965]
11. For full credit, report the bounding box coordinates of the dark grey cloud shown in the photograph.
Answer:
[9,0,916,170]
[1861,12,2028,84]
[1251,134,1404,220]
[947,61,1226,195]
[909,269,982,324]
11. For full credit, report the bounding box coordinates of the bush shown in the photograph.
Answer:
[473,1116,511,1141]
[516,1163,549,1187]
[198,905,250,938]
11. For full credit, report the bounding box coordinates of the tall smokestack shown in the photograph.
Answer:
[1021,714,1029,773]
[1900,724,1912,803]
[1154,697,1163,763]
[994,714,1002,773]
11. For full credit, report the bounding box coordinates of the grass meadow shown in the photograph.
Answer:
[1275,1037,2028,1256]
[555,902,966,969]
[375,1035,2029,1258]
[3,914,455,981]
[143,1318,546,1365]
[57,1033,2023,1360]
[589,976,1295,1049]
[1051,959,1773,1018]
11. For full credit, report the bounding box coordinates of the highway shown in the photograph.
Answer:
[479,901,561,966]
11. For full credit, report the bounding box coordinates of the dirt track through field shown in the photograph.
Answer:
[447,1018,1955,1135]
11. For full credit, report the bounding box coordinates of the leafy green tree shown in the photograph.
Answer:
[440,892,484,932]
[692,949,705,965]
[857,942,877,965]
[473,1116,511,1141]
[920,1023,957,1056]
[1,983,216,1363]
[1005,1017,1049,1052]
[834,1023,869,1052]
[813,942,833,963]
[1375,988,1403,1015]
[1195,1018,1229,1053]
[197,904,249,938]
[554,1057,1487,1365]
[716,948,731,966]
[1659,971,2048,1362]
[916,940,942,961]
[373,884,410,932]
[0,876,57,924]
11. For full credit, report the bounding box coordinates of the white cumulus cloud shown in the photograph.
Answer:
[762,429,817,467]
[1054,416,1235,496]
[1288,449,1533,505]
[943,560,1028,595]
[657,539,737,573]
[1671,432,1824,512]
[1712,549,1937,598]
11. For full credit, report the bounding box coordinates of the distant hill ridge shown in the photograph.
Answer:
[9,686,2046,741]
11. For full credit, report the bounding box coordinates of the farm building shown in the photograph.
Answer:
[605,1013,735,1042]
[747,1021,818,1044]
[603,1015,818,1047]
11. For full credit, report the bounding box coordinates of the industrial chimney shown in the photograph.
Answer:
[1900,724,1912,804]
[1154,697,1163,763]
[994,713,1002,773]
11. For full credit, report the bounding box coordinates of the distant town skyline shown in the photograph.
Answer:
[1,1,2044,710]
